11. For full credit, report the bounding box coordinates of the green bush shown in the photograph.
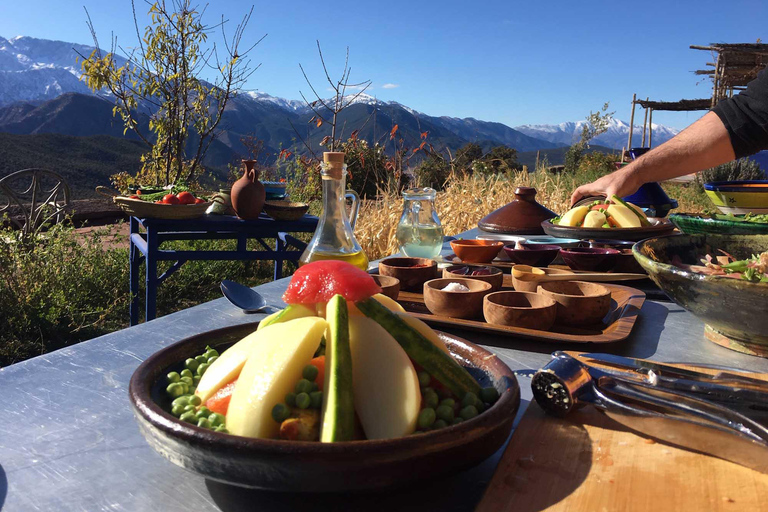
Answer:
[698,158,765,185]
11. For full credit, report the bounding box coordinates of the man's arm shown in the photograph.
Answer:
[570,111,735,204]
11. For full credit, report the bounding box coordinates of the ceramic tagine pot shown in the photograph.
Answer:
[230,159,266,220]
[478,187,557,234]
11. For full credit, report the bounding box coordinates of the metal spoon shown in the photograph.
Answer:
[220,280,268,313]
[511,264,645,283]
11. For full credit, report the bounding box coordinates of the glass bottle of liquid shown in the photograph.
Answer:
[299,152,369,270]
[396,187,444,258]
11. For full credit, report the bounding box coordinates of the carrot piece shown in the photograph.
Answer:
[309,356,326,391]
[205,380,237,415]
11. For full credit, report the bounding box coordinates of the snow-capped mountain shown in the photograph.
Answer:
[515,118,680,150]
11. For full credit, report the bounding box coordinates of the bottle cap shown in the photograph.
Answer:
[323,152,345,179]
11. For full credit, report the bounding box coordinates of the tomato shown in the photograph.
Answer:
[162,194,180,205]
[282,260,382,304]
[194,198,205,204]
[590,204,610,211]
[129,195,140,200]
[205,380,237,415]
[155,200,164,204]
[308,356,325,391]
[177,191,196,205]
[136,190,142,195]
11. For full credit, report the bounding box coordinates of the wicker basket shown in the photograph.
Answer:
[263,201,309,221]
[113,196,211,220]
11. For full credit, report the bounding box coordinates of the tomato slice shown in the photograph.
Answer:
[205,380,237,415]
[590,203,610,211]
[282,260,381,304]
[308,356,325,391]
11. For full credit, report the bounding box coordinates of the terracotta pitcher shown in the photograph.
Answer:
[230,159,266,220]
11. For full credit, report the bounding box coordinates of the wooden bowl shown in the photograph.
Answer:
[560,247,620,272]
[450,240,504,263]
[483,291,557,330]
[379,257,439,292]
[423,278,493,319]
[537,281,611,326]
[443,265,504,292]
[113,196,211,220]
[370,274,400,300]
[128,322,520,491]
[262,201,309,221]
[511,267,575,292]
[502,243,561,267]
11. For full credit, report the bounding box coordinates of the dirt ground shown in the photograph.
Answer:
[73,222,130,250]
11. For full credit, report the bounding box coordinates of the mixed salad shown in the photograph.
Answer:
[712,213,768,224]
[162,260,500,442]
[674,250,768,283]
[554,195,651,229]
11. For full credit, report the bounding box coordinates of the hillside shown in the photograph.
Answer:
[517,145,620,168]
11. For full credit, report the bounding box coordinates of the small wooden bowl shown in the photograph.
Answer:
[511,268,574,292]
[450,240,504,263]
[483,291,557,330]
[262,201,309,221]
[379,257,439,292]
[443,265,504,292]
[423,278,492,319]
[538,281,611,326]
[370,274,400,300]
[502,243,561,267]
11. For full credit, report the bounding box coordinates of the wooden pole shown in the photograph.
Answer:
[641,98,649,147]
[648,108,653,148]
[712,54,721,108]
[627,93,637,155]
[535,150,540,171]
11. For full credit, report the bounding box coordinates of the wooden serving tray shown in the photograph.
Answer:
[396,283,646,343]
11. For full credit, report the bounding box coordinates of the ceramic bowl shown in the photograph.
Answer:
[704,180,768,214]
[669,213,768,235]
[443,265,504,292]
[483,291,557,330]
[502,243,560,267]
[423,278,493,319]
[129,322,520,491]
[262,201,309,221]
[537,281,612,326]
[560,247,620,272]
[370,274,400,300]
[378,257,439,292]
[634,234,768,356]
[579,240,645,274]
[450,240,504,263]
[511,267,575,292]
[541,218,676,242]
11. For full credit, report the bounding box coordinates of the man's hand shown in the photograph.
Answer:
[570,167,639,206]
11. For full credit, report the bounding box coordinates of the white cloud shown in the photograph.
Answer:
[382,83,399,89]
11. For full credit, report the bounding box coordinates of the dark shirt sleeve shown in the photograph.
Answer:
[712,66,768,158]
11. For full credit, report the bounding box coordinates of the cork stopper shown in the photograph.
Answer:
[323,152,345,179]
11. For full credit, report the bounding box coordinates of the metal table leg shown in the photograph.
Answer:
[145,226,158,322]
[129,217,140,326]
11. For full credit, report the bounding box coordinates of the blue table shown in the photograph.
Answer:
[129,213,318,325]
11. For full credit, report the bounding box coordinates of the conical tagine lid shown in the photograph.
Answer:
[478,187,557,234]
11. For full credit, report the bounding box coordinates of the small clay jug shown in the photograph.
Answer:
[478,187,556,234]
[230,159,266,220]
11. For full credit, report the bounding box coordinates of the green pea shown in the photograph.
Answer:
[180,369,193,379]
[179,382,190,395]
[206,356,218,365]
[180,376,194,387]
[436,404,454,422]
[171,404,185,416]
[460,405,478,420]
[183,404,196,413]
[295,379,313,394]
[195,355,207,365]
[197,418,211,429]
[433,419,448,429]
[166,382,185,398]
[437,387,453,399]
[421,386,434,395]
[309,391,323,409]
[311,382,320,392]
[461,392,479,409]
[480,387,500,404]
[185,358,199,372]
[208,413,225,427]
[295,392,311,409]
[417,371,431,387]
[285,392,297,407]
[172,395,190,408]
[196,363,209,376]
[193,375,201,386]
[418,408,436,429]
[422,391,439,409]
[476,402,486,414]
[439,398,455,409]
[204,349,219,359]
[196,406,211,417]
[188,395,202,406]
[302,364,319,382]
[166,371,181,383]
[451,417,464,425]
[179,411,196,423]
[271,403,291,423]
[214,426,229,434]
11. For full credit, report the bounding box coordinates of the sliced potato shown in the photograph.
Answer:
[558,205,589,227]
[583,210,607,228]
[606,204,641,228]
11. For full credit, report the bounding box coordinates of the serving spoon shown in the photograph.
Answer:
[220,280,268,313]
[511,265,646,283]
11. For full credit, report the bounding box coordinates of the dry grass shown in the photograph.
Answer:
[354,171,710,261]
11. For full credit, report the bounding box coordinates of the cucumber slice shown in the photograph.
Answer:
[258,304,316,331]
[320,295,356,442]
[355,298,481,397]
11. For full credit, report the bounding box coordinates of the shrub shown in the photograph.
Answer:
[698,158,765,185]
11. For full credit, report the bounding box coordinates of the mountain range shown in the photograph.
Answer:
[0,34,691,198]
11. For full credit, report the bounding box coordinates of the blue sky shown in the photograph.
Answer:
[1,0,766,129]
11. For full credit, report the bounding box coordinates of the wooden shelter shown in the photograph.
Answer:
[625,42,768,156]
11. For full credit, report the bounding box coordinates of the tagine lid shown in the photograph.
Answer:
[478,187,557,234]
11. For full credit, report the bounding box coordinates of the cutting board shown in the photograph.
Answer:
[477,367,768,511]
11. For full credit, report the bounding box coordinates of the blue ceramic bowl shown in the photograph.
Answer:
[703,180,768,214]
